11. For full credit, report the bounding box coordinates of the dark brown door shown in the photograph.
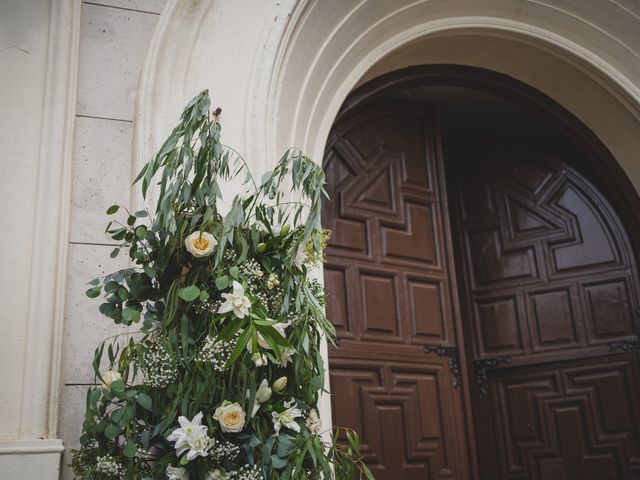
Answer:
[448,146,640,479]
[322,103,472,479]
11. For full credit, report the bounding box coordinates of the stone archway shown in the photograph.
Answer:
[136,1,640,183]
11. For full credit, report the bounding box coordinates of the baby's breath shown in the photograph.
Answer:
[196,332,240,372]
[229,464,263,480]
[240,259,263,282]
[141,340,178,388]
[211,440,240,462]
[95,454,125,477]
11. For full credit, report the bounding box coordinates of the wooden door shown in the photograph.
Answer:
[322,103,472,479]
[448,147,640,479]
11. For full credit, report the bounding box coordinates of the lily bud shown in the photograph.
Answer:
[272,376,288,393]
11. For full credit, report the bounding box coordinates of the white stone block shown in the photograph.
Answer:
[76,4,159,120]
[59,385,89,480]
[70,116,134,244]
[62,243,134,385]
[0,439,63,480]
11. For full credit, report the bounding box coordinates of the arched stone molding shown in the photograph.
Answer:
[137,0,640,191]
[134,0,640,433]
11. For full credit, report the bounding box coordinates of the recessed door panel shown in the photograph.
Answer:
[323,103,472,479]
[449,149,640,479]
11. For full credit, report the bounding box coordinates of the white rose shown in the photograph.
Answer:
[167,465,189,480]
[305,408,322,435]
[205,469,229,480]
[100,369,122,391]
[213,401,246,433]
[185,231,217,258]
[266,273,280,290]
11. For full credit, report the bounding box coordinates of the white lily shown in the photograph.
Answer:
[272,398,303,436]
[251,352,268,367]
[293,243,307,268]
[166,465,189,480]
[257,321,288,350]
[306,408,322,435]
[167,411,215,461]
[277,347,296,367]
[218,281,251,318]
[247,378,272,417]
[205,469,229,480]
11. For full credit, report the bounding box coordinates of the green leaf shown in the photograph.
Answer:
[178,286,200,302]
[136,393,152,410]
[215,276,230,290]
[122,307,140,324]
[141,430,151,449]
[85,286,101,298]
[106,204,120,215]
[110,247,120,258]
[229,266,239,279]
[111,407,125,423]
[112,228,126,241]
[104,423,121,439]
[199,290,210,301]
[227,327,252,366]
[135,225,148,239]
[88,387,101,406]
[111,380,125,393]
[143,265,156,278]
[123,438,137,458]
[272,454,288,469]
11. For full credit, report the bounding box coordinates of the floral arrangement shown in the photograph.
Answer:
[70,91,373,480]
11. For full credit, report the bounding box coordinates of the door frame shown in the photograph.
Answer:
[331,64,640,478]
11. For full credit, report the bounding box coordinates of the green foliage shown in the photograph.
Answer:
[71,90,373,479]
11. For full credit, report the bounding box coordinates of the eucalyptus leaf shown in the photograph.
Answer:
[106,204,120,215]
[104,423,121,439]
[178,286,200,302]
[136,393,152,410]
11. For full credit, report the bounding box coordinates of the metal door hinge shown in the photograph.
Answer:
[425,344,461,388]
[608,336,640,353]
[473,356,512,397]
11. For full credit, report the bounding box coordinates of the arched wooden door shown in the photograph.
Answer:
[448,147,640,479]
[322,99,640,479]
[322,102,473,479]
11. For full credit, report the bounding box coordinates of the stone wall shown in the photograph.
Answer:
[59,2,165,478]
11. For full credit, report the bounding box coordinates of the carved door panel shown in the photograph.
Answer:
[322,103,472,479]
[448,148,640,479]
